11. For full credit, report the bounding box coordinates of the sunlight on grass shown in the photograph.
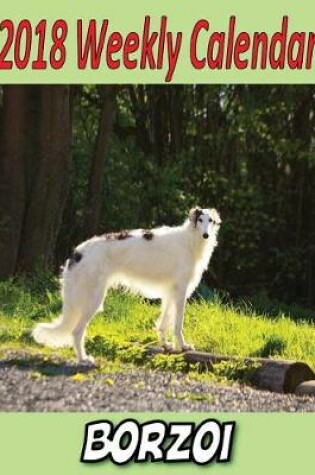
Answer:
[0,277,314,378]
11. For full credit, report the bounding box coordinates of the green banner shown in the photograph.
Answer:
[0,0,315,82]
[0,413,314,474]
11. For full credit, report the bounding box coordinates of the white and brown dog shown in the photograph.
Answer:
[33,207,221,364]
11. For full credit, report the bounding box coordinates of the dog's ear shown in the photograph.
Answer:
[189,207,202,227]
[211,209,222,225]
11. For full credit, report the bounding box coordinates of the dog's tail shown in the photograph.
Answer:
[33,261,81,348]
[32,312,76,348]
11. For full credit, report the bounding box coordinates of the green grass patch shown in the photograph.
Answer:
[0,276,314,384]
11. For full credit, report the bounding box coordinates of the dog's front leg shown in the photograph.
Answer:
[73,320,95,365]
[172,288,195,352]
[156,297,174,351]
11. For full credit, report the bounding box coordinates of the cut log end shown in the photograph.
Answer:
[295,380,315,396]
[251,361,315,393]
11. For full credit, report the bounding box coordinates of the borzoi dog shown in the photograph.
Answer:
[33,207,221,364]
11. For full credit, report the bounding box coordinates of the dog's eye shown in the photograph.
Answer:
[198,218,203,223]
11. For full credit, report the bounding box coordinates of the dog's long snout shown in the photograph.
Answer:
[203,233,209,239]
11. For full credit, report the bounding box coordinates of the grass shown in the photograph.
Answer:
[0,274,314,385]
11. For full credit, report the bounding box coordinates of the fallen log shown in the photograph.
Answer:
[145,346,315,394]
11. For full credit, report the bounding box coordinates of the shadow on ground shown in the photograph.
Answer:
[0,353,93,377]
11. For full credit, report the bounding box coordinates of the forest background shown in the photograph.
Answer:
[0,85,314,311]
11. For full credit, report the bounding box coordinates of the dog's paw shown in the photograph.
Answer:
[162,342,175,352]
[181,343,195,352]
[78,355,96,367]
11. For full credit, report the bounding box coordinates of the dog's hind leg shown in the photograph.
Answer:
[156,296,174,350]
[172,286,195,352]
[72,284,108,365]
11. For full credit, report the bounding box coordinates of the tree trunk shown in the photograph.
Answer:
[16,86,73,272]
[0,87,28,277]
[169,86,183,155]
[83,85,117,238]
[128,85,152,155]
[148,86,169,165]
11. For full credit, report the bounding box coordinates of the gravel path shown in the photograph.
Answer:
[0,350,314,412]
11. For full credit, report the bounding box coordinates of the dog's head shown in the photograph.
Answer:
[188,207,221,240]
